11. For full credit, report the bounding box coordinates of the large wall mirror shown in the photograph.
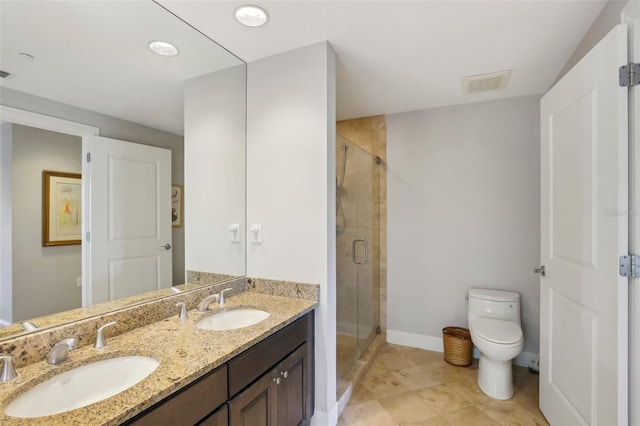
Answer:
[0,1,246,340]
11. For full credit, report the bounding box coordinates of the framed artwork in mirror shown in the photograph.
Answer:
[43,170,82,246]
[172,185,182,227]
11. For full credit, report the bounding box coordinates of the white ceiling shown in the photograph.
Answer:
[1,1,608,133]
[160,0,609,120]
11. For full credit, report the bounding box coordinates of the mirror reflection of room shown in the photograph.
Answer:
[0,1,246,339]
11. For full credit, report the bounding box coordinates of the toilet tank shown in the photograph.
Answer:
[467,288,521,324]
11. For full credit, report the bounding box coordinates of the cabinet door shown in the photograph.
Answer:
[277,342,312,426]
[229,369,278,426]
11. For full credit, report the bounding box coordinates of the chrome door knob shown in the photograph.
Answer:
[161,243,172,250]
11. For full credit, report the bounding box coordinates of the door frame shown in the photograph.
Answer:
[624,0,640,423]
[0,105,99,323]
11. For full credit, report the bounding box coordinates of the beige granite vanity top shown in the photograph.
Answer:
[0,292,317,425]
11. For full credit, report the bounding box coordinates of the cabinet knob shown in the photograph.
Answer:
[273,377,281,384]
[281,371,288,378]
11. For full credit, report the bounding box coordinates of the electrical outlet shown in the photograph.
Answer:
[76,277,82,288]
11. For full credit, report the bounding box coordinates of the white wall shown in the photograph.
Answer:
[246,42,337,425]
[386,95,541,360]
[11,125,82,321]
[184,65,246,277]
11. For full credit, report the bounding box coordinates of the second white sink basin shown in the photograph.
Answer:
[4,356,159,418]
[197,309,269,331]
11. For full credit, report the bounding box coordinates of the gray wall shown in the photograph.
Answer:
[1,88,185,284]
[555,0,629,83]
[185,65,246,277]
[386,95,541,355]
[246,42,338,423]
[12,125,82,321]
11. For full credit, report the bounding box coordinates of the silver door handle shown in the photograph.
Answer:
[161,244,172,250]
[534,265,546,277]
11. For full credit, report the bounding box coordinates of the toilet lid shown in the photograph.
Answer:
[470,318,522,344]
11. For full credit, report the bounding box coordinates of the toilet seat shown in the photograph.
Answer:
[470,318,522,345]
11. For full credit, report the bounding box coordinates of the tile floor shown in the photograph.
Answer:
[338,343,548,426]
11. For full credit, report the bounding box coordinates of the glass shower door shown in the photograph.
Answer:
[336,135,380,385]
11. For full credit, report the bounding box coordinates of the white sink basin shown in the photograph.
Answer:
[5,356,159,418]
[196,309,269,331]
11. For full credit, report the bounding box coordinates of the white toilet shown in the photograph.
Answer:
[467,288,523,400]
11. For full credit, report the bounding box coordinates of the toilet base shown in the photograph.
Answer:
[477,354,514,400]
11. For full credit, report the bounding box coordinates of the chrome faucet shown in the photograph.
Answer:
[176,302,188,319]
[219,288,233,306]
[21,321,37,331]
[197,293,220,312]
[0,356,18,382]
[46,338,78,365]
[94,321,117,349]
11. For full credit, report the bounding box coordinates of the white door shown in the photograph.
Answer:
[540,24,628,425]
[82,135,172,306]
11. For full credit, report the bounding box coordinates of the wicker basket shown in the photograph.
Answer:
[442,327,473,367]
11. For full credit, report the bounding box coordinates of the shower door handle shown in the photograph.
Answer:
[352,239,368,265]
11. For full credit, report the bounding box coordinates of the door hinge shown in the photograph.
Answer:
[619,63,640,87]
[86,231,90,242]
[86,152,91,162]
[619,255,640,277]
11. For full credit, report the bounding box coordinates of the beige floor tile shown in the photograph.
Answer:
[477,399,549,426]
[350,367,411,403]
[414,384,472,415]
[419,359,470,384]
[423,406,502,426]
[339,400,400,426]
[401,417,450,426]
[374,350,420,371]
[378,391,440,424]
[390,364,442,390]
[396,346,444,366]
[339,344,548,426]
[444,378,493,405]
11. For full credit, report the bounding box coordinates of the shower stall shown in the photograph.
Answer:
[335,134,381,385]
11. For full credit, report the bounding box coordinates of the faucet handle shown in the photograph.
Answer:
[0,356,17,383]
[219,288,233,305]
[176,302,188,319]
[95,321,117,349]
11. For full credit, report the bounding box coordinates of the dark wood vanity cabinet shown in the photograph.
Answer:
[228,341,313,426]
[123,311,314,426]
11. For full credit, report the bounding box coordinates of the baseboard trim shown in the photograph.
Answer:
[311,401,339,426]
[387,329,538,368]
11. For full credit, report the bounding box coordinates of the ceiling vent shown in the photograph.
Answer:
[0,71,10,79]
[461,70,512,94]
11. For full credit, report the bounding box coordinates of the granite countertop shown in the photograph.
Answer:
[0,292,317,425]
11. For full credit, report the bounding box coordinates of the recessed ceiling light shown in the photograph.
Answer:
[234,5,269,27]
[148,41,179,57]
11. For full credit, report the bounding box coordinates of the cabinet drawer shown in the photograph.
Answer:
[199,404,229,426]
[228,313,313,397]
[127,364,228,426]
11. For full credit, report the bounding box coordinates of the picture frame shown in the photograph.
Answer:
[172,185,183,227]
[43,170,82,246]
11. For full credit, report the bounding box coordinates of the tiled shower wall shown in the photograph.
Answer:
[336,116,387,332]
